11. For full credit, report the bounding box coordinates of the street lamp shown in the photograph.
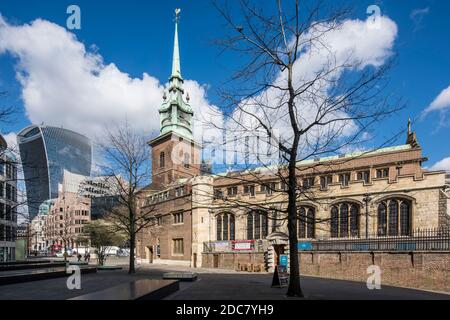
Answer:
[363,194,372,239]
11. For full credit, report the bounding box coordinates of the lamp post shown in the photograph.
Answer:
[363,194,372,239]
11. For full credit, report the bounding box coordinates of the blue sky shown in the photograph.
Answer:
[0,0,449,170]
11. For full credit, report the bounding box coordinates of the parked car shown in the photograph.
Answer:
[55,250,73,258]
[116,248,130,257]
[104,246,120,256]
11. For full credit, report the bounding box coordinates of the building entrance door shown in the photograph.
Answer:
[193,253,197,268]
[213,254,219,268]
[273,244,285,266]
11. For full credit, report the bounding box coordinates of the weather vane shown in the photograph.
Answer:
[175,8,181,23]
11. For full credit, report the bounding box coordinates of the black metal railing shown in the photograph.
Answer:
[300,228,450,252]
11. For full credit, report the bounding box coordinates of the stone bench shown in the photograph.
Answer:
[70,279,179,300]
[162,272,198,282]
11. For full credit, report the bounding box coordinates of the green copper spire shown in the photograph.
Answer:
[171,9,182,80]
[157,8,194,140]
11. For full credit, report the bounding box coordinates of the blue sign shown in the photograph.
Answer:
[298,242,313,250]
[279,254,288,267]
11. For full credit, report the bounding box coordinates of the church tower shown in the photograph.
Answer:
[149,9,201,188]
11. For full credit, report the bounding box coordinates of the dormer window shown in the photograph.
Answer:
[357,171,370,183]
[339,173,351,186]
[376,168,389,178]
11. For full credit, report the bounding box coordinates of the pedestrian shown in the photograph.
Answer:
[77,253,82,262]
[87,252,91,263]
[84,252,88,262]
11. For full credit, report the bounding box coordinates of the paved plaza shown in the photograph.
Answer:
[0,259,449,300]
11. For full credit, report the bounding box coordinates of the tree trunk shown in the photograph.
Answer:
[285,64,304,297]
[129,233,136,274]
[286,175,304,297]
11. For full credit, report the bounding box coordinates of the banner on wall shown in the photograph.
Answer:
[232,240,254,251]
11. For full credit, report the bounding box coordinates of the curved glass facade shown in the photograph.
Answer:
[18,125,92,219]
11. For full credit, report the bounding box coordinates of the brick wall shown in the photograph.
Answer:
[203,251,450,293]
[299,251,450,293]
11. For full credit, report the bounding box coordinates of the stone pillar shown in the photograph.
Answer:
[191,175,214,268]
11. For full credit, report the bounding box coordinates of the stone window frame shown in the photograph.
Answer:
[172,238,184,255]
[215,212,236,241]
[377,198,412,237]
[330,202,361,238]
[247,210,269,240]
[172,211,184,225]
[298,206,316,239]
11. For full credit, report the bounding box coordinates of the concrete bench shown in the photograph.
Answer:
[0,262,66,272]
[0,266,97,286]
[70,279,179,300]
[162,272,198,282]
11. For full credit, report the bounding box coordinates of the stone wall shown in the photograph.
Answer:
[202,251,450,293]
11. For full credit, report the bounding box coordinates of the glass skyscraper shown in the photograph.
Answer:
[17,125,92,219]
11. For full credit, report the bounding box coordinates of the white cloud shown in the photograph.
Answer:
[430,157,450,172]
[0,13,397,170]
[0,15,219,144]
[3,132,17,151]
[424,86,450,113]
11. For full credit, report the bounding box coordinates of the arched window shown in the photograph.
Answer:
[339,204,349,238]
[330,202,360,238]
[400,201,410,236]
[350,204,359,237]
[307,208,315,238]
[159,152,165,168]
[216,213,235,241]
[216,215,222,241]
[247,213,253,240]
[247,211,268,240]
[298,207,306,238]
[331,206,339,238]
[377,203,387,236]
[298,207,315,239]
[389,200,399,236]
[378,198,411,237]
[223,213,229,240]
[230,214,235,241]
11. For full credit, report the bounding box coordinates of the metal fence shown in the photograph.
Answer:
[203,229,450,253]
[301,228,450,252]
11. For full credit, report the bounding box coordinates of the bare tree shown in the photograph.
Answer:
[97,122,156,274]
[80,219,126,266]
[207,0,403,296]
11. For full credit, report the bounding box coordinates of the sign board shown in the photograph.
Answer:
[279,254,288,267]
[232,240,254,251]
[214,241,231,252]
[298,242,313,250]
[271,265,289,288]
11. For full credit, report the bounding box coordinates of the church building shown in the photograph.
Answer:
[136,11,450,271]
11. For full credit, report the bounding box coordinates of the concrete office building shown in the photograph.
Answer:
[0,134,18,261]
